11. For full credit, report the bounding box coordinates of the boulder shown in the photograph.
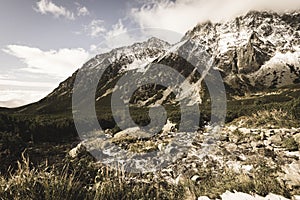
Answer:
[113,127,151,141]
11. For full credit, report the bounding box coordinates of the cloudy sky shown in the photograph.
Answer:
[1,0,299,108]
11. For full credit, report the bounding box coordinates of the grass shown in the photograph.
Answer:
[282,137,299,151]
[230,129,249,144]
[187,159,291,199]
[231,109,299,128]
[0,154,185,200]
[0,155,87,200]
[0,150,294,200]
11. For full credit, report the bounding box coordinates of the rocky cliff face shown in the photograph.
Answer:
[184,11,300,94]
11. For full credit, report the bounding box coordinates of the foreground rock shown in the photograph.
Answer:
[199,191,290,200]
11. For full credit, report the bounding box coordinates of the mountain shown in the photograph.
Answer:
[1,10,300,142]
[16,37,170,114]
[184,11,300,94]
[23,10,300,112]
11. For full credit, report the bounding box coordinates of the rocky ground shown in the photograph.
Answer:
[68,111,300,199]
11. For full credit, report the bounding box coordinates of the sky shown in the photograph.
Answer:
[1,0,300,108]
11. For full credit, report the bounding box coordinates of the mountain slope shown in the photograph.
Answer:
[0,10,299,142]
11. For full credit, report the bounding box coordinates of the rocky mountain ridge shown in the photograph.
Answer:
[185,11,300,94]
[21,10,300,115]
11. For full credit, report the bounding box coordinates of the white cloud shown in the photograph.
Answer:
[89,44,98,52]
[77,6,90,16]
[3,45,90,78]
[35,0,75,20]
[89,19,141,53]
[106,19,128,38]
[0,89,51,108]
[104,20,136,49]
[0,80,53,108]
[85,19,106,37]
[0,79,54,88]
[89,18,183,54]
[130,0,300,34]
[86,19,137,53]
